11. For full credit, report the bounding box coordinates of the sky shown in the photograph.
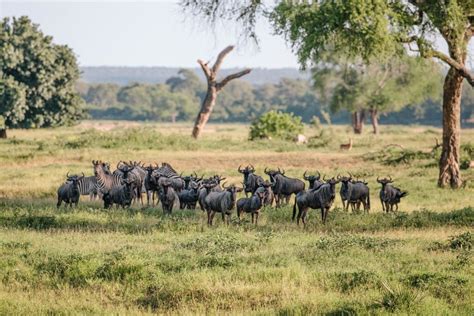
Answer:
[0,0,472,69]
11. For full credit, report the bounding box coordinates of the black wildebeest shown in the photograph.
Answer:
[178,182,200,209]
[264,167,305,207]
[339,174,370,213]
[293,177,340,226]
[258,180,274,207]
[57,172,84,208]
[144,165,160,207]
[204,184,242,225]
[236,187,266,225]
[377,176,407,212]
[103,178,134,209]
[238,165,264,197]
[159,179,177,215]
[303,171,323,189]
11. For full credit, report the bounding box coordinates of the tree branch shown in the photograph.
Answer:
[197,59,212,81]
[216,69,252,91]
[212,45,234,74]
[425,50,474,87]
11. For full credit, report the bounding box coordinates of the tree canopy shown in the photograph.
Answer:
[0,16,84,136]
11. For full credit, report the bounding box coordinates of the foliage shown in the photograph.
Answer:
[0,17,85,129]
[249,110,304,141]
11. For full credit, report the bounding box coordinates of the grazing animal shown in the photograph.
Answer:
[114,161,146,205]
[340,138,353,150]
[178,182,200,209]
[204,184,242,225]
[68,175,99,200]
[159,179,177,215]
[303,171,324,189]
[198,180,218,211]
[377,176,407,212]
[293,177,340,226]
[182,172,202,190]
[265,168,305,207]
[258,180,274,207]
[57,172,84,208]
[236,187,266,225]
[238,165,264,197]
[339,174,370,213]
[93,160,125,194]
[144,165,160,207]
[103,179,134,209]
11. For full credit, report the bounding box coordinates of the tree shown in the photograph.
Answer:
[180,0,473,188]
[0,17,85,138]
[192,45,251,138]
[314,56,442,134]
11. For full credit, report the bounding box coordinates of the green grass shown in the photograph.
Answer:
[0,121,473,314]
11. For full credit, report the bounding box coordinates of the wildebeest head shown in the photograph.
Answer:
[238,164,255,182]
[254,186,267,201]
[66,172,85,186]
[377,176,393,188]
[213,175,226,184]
[264,167,285,183]
[222,183,243,203]
[117,162,135,179]
[304,170,322,188]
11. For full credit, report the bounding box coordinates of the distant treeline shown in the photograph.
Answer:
[76,69,474,127]
[80,66,309,85]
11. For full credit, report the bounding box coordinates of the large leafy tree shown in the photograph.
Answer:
[0,16,85,138]
[315,55,442,134]
[181,0,473,188]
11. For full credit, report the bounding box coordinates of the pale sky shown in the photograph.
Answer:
[0,0,472,69]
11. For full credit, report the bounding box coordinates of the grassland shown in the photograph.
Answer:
[0,121,472,314]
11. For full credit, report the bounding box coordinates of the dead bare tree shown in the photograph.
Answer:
[192,45,251,138]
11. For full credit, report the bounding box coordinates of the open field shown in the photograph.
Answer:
[0,122,473,314]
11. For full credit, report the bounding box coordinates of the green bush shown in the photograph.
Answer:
[249,111,304,141]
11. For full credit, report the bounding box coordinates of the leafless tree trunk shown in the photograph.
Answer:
[352,110,365,134]
[0,129,6,139]
[370,109,379,134]
[192,45,251,138]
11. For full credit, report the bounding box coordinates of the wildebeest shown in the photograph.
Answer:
[258,180,274,207]
[159,179,177,215]
[57,172,84,208]
[198,180,218,211]
[236,187,266,225]
[178,182,200,209]
[377,176,407,212]
[265,168,305,207]
[293,177,340,226]
[339,174,370,213]
[144,165,160,207]
[303,171,323,189]
[114,161,146,205]
[182,172,202,190]
[238,165,264,197]
[103,179,134,209]
[204,184,242,225]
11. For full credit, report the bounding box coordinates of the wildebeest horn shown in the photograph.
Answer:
[388,175,392,182]
[250,164,255,170]
[264,167,269,174]
[278,167,281,173]
[281,168,285,175]
[66,171,70,178]
[323,175,327,181]
[221,181,228,189]
[193,171,198,178]
[377,176,381,182]
[316,171,321,179]
[303,171,308,179]
[238,165,243,173]
[337,174,341,180]
[348,172,353,180]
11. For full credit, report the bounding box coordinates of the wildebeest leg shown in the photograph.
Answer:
[296,206,303,226]
[146,190,151,207]
[380,199,385,212]
[211,211,216,225]
[395,203,399,212]
[342,200,346,211]
[251,213,254,224]
[255,212,259,225]
[207,210,211,225]
[57,197,62,209]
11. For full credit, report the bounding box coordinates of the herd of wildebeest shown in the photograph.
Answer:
[57,161,408,226]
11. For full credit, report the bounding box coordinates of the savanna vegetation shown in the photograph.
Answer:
[0,122,472,314]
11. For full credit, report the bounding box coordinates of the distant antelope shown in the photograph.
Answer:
[340,138,353,151]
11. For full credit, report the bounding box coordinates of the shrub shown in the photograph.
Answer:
[249,111,304,141]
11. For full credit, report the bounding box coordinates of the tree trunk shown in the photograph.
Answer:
[0,128,6,139]
[438,68,463,188]
[192,86,217,138]
[191,46,251,139]
[352,110,365,134]
[370,109,379,135]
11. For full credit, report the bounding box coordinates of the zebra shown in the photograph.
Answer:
[77,176,99,200]
[92,160,125,194]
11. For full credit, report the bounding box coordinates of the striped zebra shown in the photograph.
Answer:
[65,175,99,200]
[93,160,124,194]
